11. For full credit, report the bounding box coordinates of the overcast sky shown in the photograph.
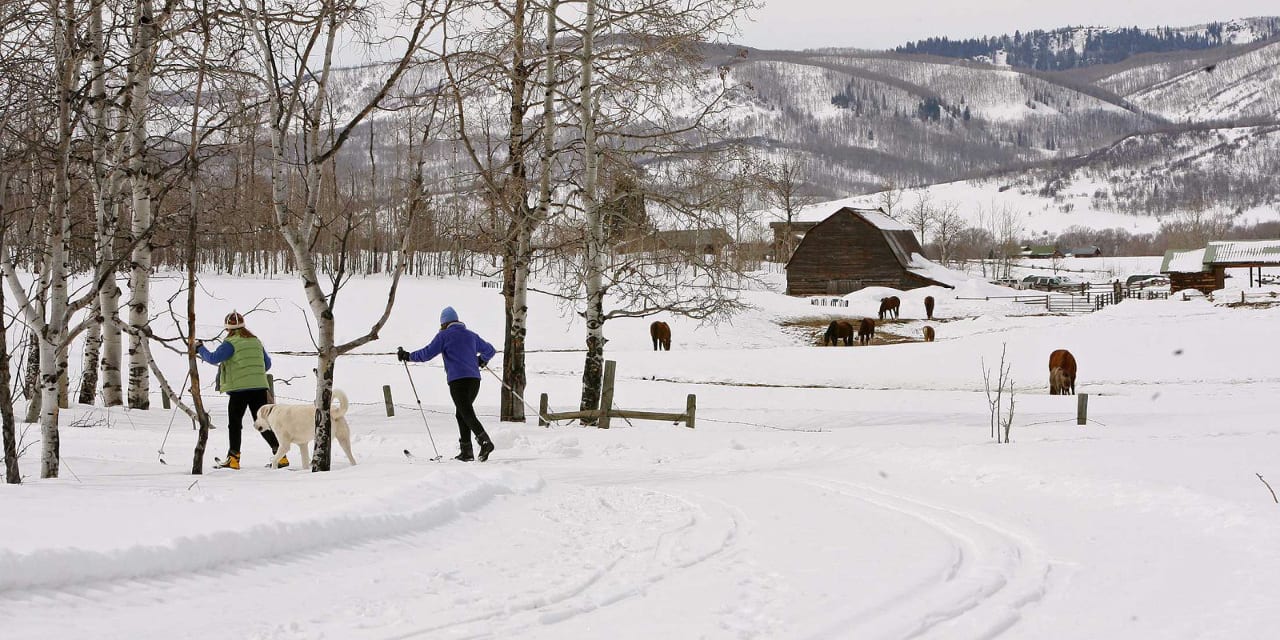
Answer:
[734,1,1278,51]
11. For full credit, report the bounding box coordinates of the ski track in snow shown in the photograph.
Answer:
[781,474,1053,640]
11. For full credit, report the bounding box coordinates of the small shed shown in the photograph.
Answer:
[1204,240,1280,287]
[1162,240,1280,293]
[1020,244,1063,259]
[1160,248,1217,293]
[1068,245,1102,258]
[785,207,949,296]
[768,220,820,260]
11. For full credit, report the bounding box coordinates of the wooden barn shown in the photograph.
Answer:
[1162,240,1280,293]
[785,207,949,296]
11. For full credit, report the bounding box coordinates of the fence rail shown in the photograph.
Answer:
[959,284,1170,314]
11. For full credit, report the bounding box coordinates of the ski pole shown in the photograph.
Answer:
[158,374,191,465]
[402,361,443,461]
[482,364,559,425]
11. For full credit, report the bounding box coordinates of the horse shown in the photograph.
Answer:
[857,318,875,345]
[924,296,935,320]
[923,326,935,342]
[650,321,671,351]
[1048,349,1077,395]
[878,296,900,320]
[824,320,854,346]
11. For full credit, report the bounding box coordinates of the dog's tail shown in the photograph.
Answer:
[331,389,349,420]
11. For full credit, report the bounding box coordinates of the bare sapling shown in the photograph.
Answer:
[981,343,1016,443]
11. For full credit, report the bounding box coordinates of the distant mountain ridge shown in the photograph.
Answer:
[892,16,1280,70]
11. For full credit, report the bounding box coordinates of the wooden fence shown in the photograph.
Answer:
[539,360,695,429]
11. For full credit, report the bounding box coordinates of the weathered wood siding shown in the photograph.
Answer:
[785,210,932,296]
[1169,270,1224,294]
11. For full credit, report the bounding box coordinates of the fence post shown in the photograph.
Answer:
[267,374,276,400]
[1077,393,1088,426]
[598,360,617,429]
[162,391,171,410]
[539,393,549,427]
[685,394,696,429]
[382,385,395,417]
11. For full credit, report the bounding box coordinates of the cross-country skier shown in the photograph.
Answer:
[198,311,287,470]
[398,306,497,461]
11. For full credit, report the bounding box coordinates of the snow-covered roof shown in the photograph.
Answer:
[1203,240,1280,266]
[905,254,961,289]
[853,208,912,232]
[1160,248,1208,273]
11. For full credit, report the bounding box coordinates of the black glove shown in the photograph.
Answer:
[397,347,410,362]
[478,357,488,369]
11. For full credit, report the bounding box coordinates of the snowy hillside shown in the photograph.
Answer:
[1119,40,1280,121]
[7,273,1280,638]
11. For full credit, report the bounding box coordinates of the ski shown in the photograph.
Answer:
[404,448,442,463]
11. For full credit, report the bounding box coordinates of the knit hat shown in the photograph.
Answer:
[224,311,246,330]
[440,306,459,325]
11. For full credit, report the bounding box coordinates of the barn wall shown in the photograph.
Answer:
[1169,271,1222,294]
[786,212,933,296]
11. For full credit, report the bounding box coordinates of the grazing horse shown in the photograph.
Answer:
[824,320,854,346]
[857,318,875,345]
[924,296,935,320]
[1048,349,1077,395]
[878,296,900,320]
[650,321,672,351]
[923,326,935,342]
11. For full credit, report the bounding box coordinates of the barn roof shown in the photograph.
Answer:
[1160,248,1208,274]
[1203,240,1280,266]
[785,207,924,271]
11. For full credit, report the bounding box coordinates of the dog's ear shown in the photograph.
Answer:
[259,405,273,419]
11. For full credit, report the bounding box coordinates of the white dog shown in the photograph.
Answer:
[254,390,357,469]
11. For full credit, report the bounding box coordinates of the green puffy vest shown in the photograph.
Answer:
[218,336,269,393]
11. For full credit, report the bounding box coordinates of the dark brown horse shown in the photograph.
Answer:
[857,318,875,345]
[824,320,854,346]
[924,296,935,320]
[1048,349,1077,395]
[923,326,935,342]
[650,321,671,351]
[878,296,900,320]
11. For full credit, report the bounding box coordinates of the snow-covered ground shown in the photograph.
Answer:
[5,271,1280,639]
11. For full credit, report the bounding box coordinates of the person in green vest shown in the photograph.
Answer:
[197,311,286,470]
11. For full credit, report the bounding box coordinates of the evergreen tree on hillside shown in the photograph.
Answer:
[894,20,1278,70]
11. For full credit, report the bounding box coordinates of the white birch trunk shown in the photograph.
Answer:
[125,0,160,410]
[90,0,124,407]
[577,0,606,422]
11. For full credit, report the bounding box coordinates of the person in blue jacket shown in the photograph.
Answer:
[399,306,498,461]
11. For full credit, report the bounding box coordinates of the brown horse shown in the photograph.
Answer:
[857,318,875,345]
[923,326,935,342]
[824,320,854,346]
[878,296,900,320]
[924,296,935,320]
[650,321,671,351]
[1048,349,1077,395]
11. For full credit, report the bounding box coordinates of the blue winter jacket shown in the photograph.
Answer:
[409,322,497,382]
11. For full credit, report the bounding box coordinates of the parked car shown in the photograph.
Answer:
[1025,275,1066,291]
[1128,276,1170,289]
[1125,274,1163,287]
[992,278,1021,288]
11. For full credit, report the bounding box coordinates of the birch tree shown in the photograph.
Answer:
[561,0,759,420]
[441,0,570,422]
[243,0,446,470]
[124,0,175,409]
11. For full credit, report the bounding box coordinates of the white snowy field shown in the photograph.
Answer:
[5,271,1280,639]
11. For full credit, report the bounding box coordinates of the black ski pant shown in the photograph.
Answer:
[449,377,490,454]
[227,388,281,456]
